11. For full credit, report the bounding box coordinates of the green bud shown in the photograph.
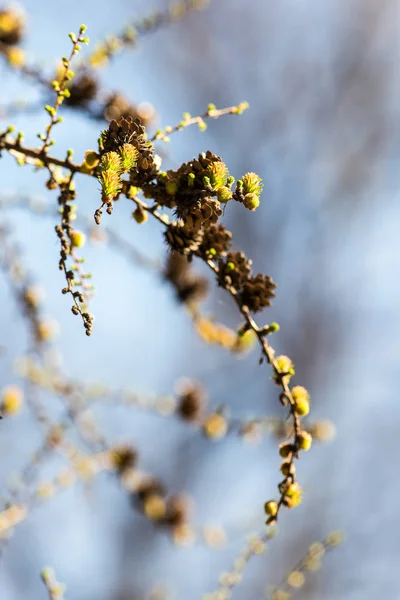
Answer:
[234,101,249,114]
[206,161,228,190]
[45,105,55,117]
[217,186,232,203]
[119,144,139,172]
[99,170,122,202]
[198,119,207,132]
[133,206,148,224]
[243,193,260,211]
[241,172,263,197]
[128,186,140,198]
[99,151,122,174]
[166,180,178,195]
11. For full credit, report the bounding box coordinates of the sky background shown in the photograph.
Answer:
[0,1,400,599]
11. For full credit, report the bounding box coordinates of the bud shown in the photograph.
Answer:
[1,385,23,415]
[99,170,122,202]
[166,180,178,195]
[241,172,263,197]
[276,355,294,373]
[206,161,229,190]
[279,442,294,458]
[284,482,302,508]
[298,431,312,451]
[83,150,99,168]
[274,355,295,383]
[264,500,278,516]
[325,530,344,547]
[203,413,228,440]
[99,151,122,174]
[243,193,260,211]
[70,230,86,248]
[119,144,139,172]
[133,206,148,224]
[292,386,310,417]
[37,319,60,342]
[6,46,25,68]
[280,460,295,476]
[217,186,233,203]
[143,494,166,521]
[287,571,306,589]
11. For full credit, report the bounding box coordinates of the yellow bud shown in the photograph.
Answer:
[70,230,86,248]
[275,355,295,382]
[308,542,325,559]
[284,482,302,508]
[133,207,148,224]
[271,591,291,600]
[279,442,294,458]
[298,431,312,450]
[325,530,344,547]
[243,193,260,211]
[143,494,166,521]
[287,570,305,588]
[286,482,301,498]
[37,319,59,342]
[294,397,310,417]
[217,186,233,203]
[264,500,278,517]
[203,413,228,440]
[37,482,56,500]
[25,285,44,307]
[173,523,196,547]
[291,386,310,416]
[291,386,309,400]
[280,461,295,476]
[166,180,178,195]
[1,385,23,415]
[83,150,100,169]
[6,46,25,68]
